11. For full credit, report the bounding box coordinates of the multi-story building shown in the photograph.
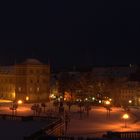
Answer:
[0,59,50,102]
[91,65,137,80]
[0,66,15,100]
[53,65,139,105]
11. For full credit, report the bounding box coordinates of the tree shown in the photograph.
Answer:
[10,102,18,116]
[58,72,78,99]
[66,101,73,112]
[84,102,91,117]
[53,100,59,111]
[58,72,70,104]
[77,101,84,119]
[41,102,47,113]
[75,72,94,99]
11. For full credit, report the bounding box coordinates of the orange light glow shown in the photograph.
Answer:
[49,94,56,99]
[128,100,132,104]
[26,96,29,101]
[64,92,72,101]
[122,113,129,119]
[105,101,110,105]
[17,100,23,105]
[99,100,102,103]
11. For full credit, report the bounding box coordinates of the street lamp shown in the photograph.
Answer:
[26,96,29,101]
[128,100,132,104]
[122,113,129,128]
[105,100,110,105]
[99,100,102,104]
[17,100,23,105]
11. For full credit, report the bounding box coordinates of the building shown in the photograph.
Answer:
[0,59,50,102]
[91,65,137,80]
[52,65,139,105]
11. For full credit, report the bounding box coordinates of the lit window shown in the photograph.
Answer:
[18,87,21,92]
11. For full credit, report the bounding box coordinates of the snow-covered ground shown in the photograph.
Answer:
[1,101,140,139]
[0,102,58,140]
[66,107,140,138]
[0,103,32,116]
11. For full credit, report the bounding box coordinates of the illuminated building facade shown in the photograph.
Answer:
[0,59,50,102]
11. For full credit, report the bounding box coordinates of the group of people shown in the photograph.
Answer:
[9,102,19,116]
[31,103,44,115]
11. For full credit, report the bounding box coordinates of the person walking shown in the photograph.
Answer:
[64,111,70,134]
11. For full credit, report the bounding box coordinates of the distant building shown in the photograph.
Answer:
[53,65,140,105]
[91,65,137,80]
[0,59,50,102]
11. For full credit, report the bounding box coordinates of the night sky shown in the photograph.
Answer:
[0,1,140,69]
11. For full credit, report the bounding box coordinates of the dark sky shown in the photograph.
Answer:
[0,1,140,69]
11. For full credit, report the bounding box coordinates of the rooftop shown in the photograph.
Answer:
[22,58,43,65]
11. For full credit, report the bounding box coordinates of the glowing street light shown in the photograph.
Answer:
[60,96,63,99]
[85,98,88,101]
[128,100,132,104]
[76,99,79,102]
[26,96,29,101]
[17,100,23,105]
[49,94,56,99]
[122,113,129,128]
[105,100,111,105]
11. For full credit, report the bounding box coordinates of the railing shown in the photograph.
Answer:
[103,131,140,139]
[0,114,27,121]
[37,136,111,140]
[0,114,64,140]
[0,114,59,122]
[4,114,140,140]
[24,118,64,140]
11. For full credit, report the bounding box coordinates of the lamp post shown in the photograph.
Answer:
[122,113,129,128]
[105,100,111,118]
